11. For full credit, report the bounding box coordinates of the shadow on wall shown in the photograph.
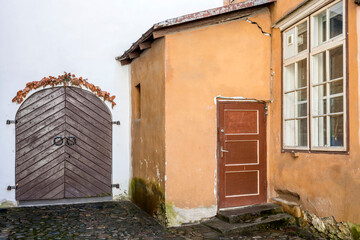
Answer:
[129,178,166,225]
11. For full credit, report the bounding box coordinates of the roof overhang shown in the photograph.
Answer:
[273,0,339,31]
[116,0,276,65]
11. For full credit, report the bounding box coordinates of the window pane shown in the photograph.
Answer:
[285,64,295,91]
[329,1,343,39]
[297,89,307,117]
[313,117,327,147]
[329,46,343,80]
[313,85,327,115]
[330,96,343,113]
[297,21,308,53]
[313,11,327,47]
[330,79,343,95]
[284,92,295,118]
[297,103,307,117]
[330,115,343,146]
[313,52,326,84]
[284,28,296,59]
[285,120,295,146]
[297,119,308,147]
[297,59,307,88]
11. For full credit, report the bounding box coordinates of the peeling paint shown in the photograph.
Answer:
[166,204,217,227]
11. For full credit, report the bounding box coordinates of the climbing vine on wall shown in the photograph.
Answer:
[12,72,116,108]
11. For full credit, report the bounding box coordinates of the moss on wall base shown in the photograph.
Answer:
[129,178,166,225]
[0,200,15,208]
[349,223,360,240]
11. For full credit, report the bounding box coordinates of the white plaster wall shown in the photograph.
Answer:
[0,0,221,205]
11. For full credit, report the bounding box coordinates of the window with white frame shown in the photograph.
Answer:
[283,0,346,151]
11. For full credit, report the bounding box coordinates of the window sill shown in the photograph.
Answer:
[281,148,349,155]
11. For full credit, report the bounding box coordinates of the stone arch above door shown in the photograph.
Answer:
[15,86,112,201]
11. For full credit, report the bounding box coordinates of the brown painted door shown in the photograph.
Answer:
[15,87,112,201]
[218,101,266,209]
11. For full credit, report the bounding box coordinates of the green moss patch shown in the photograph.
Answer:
[130,178,166,225]
[349,222,360,240]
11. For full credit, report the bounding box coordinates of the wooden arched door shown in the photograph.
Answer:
[15,87,112,201]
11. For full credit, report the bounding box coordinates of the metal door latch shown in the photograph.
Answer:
[111,184,120,189]
[220,146,229,158]
[54,136,64,146]
[66,136,76,146]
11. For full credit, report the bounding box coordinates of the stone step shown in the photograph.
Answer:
[217,203,283,224]
[203,213,293,235]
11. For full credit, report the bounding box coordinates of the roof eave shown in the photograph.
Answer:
[116,0,276,65]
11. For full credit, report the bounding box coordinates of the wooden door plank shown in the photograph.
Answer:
[17,88,60,108]
[66,108,111,144]
[41,183,64,200]
[16,101,66,136]
[52,191,65,199]
[66,96,111,130]
[16,110,65,142]
[66,87,111,119]
[64,184,87,198]
[16,129,66,166]
[66,102,112,137]
[66,144,111,172]
[65,162,111,193]
[17,163,64,200]
[65,168,108,196]
[66,125,111,159]
[16,123,65,158]
[16,149,65,183]
[66,148,111,183]
[69,87,111,116]
[64,176,98,197]
[16,137,65,168]
[16,88,65,119]
[17,160,65,196]
[66,116,111,152]
[36,177,65,200]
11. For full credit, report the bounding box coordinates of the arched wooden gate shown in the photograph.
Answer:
[15,87,112,201]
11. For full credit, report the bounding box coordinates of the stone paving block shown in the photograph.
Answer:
[0,201,320,239]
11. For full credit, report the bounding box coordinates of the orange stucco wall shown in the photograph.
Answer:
[164,8,272,209]
[131,39,166,189]
[129,0,360,224]
[268,0,360,223]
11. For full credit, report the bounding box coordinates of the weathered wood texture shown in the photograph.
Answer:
[15,87,112,201]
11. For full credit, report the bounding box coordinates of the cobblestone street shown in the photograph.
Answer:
[0,201,320,239]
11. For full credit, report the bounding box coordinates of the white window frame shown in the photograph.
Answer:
[283,19,310,150]
[282,0,346,151]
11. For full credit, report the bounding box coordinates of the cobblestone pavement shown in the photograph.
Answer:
[0,201,320,239]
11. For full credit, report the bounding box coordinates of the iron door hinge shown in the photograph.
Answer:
[112,121,120,125]
[6,120,17,125]
[7,185,17,191]
[264,105,268,117]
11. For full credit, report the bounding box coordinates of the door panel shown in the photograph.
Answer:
[218,102,266,208]
[15,87,112,201]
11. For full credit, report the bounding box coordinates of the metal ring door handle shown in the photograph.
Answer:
[53,136,64,146]
[66,136,76,146]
